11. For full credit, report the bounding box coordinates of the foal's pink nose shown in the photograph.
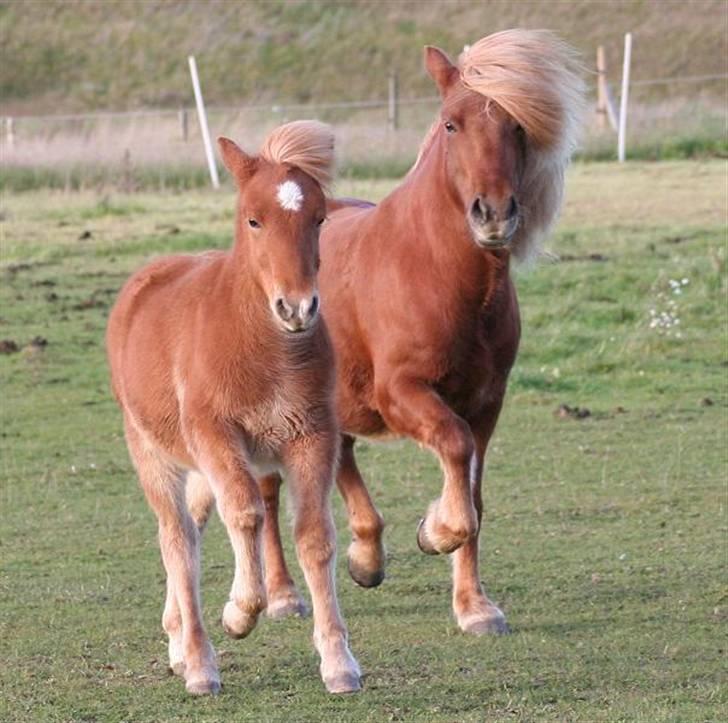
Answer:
[274,293,320,332]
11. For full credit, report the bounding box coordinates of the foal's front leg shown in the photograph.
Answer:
[284,435,361,694]
[184,419,267,640]
[375,373,478,554]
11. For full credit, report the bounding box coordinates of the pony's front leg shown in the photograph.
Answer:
[184,419,267,640]
[451,404,510,635]
[260,472,309,618]
[284,434,361,694]
[375,373,478,554]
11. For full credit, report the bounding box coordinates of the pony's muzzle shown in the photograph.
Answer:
[469,195,519,246]
[273,292,320,333]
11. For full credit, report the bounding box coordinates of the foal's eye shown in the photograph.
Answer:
[444,121,457,134]
[316,218,326,227]
[248,218,261,229]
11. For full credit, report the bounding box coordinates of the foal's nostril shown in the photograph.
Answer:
[506,196,518,220]
[308,294,319,319]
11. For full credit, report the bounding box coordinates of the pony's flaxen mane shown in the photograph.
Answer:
[414,29,586,261]
[260,120,335,190]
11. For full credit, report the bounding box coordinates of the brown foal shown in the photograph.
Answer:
[254,30,584,636]
[107,121,360,695]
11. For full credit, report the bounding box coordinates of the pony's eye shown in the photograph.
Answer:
[444,121,457,134]
[316,218,326,227]
[248,218,261,229]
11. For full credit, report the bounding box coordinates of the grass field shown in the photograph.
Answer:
[1,162,726,722]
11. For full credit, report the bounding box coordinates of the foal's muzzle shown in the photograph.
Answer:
[468,195,519,248]
[273,292,320,333]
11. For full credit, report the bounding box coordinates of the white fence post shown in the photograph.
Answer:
[188,56,219,189]
[618,32,632,163]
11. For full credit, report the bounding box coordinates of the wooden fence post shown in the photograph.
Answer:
[596,46,618,132]
[388,70,399,131]
[618,32,632,163]
[5,117,15,149]
[179,108,188,141]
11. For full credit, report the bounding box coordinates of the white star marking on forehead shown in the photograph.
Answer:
[276,180,304,212]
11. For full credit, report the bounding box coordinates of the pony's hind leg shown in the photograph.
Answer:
[285,436,361,694]
[260,473,309,619]
[451,406,509,635]
[125,424,220,695]
[337,435,385,587]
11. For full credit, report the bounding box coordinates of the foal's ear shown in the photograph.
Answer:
[218,137,257,184]
[424,46,458,96]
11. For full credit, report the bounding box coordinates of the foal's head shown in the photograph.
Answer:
[422,29,584,256]
[218,121,334,333]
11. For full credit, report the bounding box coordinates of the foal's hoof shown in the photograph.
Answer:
[222,601,259,639]
[266,593,309,619]
[169,660,186,677]
[416,518,440,555]
[324,672,362,694]
[347,556,385,588]
[186,677,221,696]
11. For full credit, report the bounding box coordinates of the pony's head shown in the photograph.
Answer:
[422,29,585,259]
[219,120,334,333]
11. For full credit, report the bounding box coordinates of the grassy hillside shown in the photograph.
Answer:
[1,0,726,115]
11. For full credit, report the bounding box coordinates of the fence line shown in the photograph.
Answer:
[4,72,726,125]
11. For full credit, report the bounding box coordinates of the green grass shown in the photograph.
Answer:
[1,162,726,722]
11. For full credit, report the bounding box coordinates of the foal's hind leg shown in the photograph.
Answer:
[451,404,509,635]
[337,435,385,587]
[164,470,217,677]
[125,425,219,695]
[260,473,309,619]
[285,435,361,694]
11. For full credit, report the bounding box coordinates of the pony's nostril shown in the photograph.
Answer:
[308,294,319,319]
[275,297,293,322]
[470,196,492,224]
[507,196,518,220]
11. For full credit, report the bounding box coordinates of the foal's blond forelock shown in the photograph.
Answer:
[260,120,335,191]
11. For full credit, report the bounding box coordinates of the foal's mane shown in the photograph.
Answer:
[260,120,335,190]
[413,29,585,261]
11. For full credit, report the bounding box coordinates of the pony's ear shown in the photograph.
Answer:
[424,46,458,96]
[218,137,257,184]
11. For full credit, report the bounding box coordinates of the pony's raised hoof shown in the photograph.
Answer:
[347,556,385,588]
[185,677,222,696]
[416,517,440,555]
[324,672,362,694]
[222,601,259,639]
[266,592,309,619]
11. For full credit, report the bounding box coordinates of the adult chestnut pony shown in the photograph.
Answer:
[257,30,585,636]
[106,121,361,696]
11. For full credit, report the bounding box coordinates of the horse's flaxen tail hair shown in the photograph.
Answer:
[260,120,336,191]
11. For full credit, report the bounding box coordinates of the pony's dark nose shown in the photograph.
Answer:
[470,195,518,224]
[273,293,319,332]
